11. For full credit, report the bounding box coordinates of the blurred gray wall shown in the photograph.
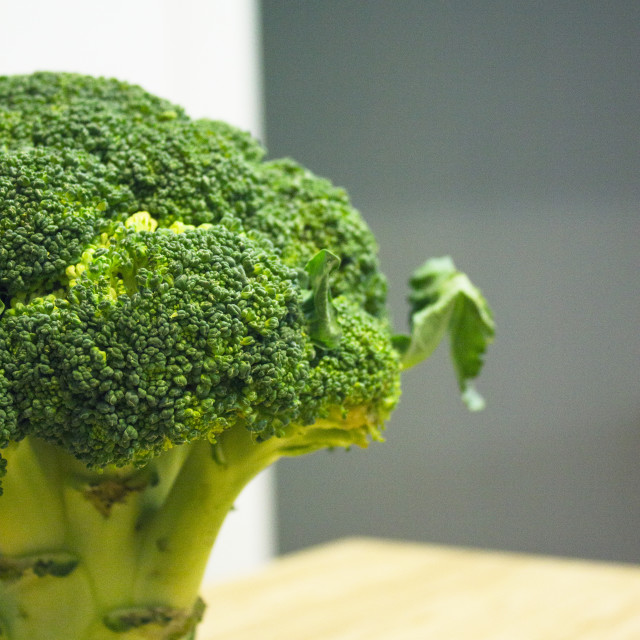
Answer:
[262,1,640,562]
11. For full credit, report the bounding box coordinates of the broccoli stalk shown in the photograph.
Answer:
[0,411,375,640]
[0,72,493,640]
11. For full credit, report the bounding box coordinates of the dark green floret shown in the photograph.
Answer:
[0,72,265,229]
[0,72,492,640]
[255,159,388,316]
[2,221,317,468]
[0,147,131,296]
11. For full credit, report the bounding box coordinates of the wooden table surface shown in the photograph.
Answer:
[199,537,640,639]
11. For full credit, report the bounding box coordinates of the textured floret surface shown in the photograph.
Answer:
[0,72,400,470]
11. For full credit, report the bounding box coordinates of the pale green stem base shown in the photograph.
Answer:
[0,410,378,640]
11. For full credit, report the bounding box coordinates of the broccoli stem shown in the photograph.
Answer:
[133,409,377,606]
[0,410,378,640]
[133,431,280,608]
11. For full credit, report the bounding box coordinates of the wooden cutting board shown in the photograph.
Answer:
[199,537,640,639]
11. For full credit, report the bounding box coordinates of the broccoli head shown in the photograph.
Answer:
[0,72,493,640]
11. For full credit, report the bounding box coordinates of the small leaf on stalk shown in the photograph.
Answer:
[302,249,342,349]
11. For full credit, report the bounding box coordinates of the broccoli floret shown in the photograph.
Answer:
[0,71,264,229]
[3,220,319,466]
[0,72,493,640]
[0,147,131,296]
[253,159,388,316]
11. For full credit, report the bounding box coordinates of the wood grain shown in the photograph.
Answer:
[199,538,640,639]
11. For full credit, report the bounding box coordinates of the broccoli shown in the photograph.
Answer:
[0,72,494,640]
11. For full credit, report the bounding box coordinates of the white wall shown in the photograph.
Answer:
[0,0,264,129]
[0,0,273,581]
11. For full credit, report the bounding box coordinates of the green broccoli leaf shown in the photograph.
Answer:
[303,249,342,349]
[393,256,494,410]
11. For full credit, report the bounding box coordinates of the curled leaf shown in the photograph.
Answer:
[394,256,494,410]
[302,250,342,349]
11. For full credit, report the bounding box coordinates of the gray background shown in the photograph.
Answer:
[261,1,640,562]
